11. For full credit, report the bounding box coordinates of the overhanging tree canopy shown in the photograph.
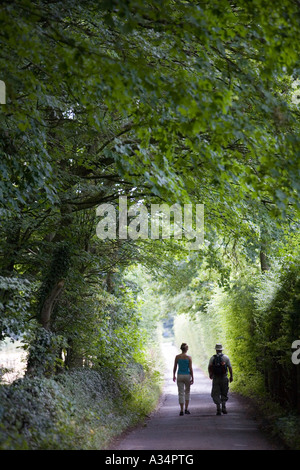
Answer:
[0,0,299,367]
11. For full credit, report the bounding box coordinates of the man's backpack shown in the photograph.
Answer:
[212,354,227,376]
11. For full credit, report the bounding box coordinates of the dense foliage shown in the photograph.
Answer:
[0,361,162,449]
[0,0,299,449]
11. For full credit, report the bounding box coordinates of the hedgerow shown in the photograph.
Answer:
[0,361,162,450]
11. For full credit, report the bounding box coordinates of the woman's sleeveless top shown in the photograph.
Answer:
[177,358,190,375]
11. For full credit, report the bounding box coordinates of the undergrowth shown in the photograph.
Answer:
[0,361,162,450]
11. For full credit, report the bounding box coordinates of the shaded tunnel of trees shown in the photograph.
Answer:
[0,0,300,449]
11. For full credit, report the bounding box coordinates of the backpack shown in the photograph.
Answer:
[212,354,227,376]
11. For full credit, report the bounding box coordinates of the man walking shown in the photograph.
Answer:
[208,343,233,415]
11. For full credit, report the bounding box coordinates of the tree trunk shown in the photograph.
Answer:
[260,245,270,272]
[40,279,65,330]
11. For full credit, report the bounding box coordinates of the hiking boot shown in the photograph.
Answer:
[216,406,221,415]
[185,409,190,414]
[179,411,184,416]
[222,405,227,414]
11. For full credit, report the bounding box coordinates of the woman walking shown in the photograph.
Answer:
[173,343,194,415]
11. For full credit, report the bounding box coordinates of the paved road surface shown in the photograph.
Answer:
[111,343,280,451]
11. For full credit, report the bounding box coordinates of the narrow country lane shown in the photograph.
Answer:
[111,343,281,451]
